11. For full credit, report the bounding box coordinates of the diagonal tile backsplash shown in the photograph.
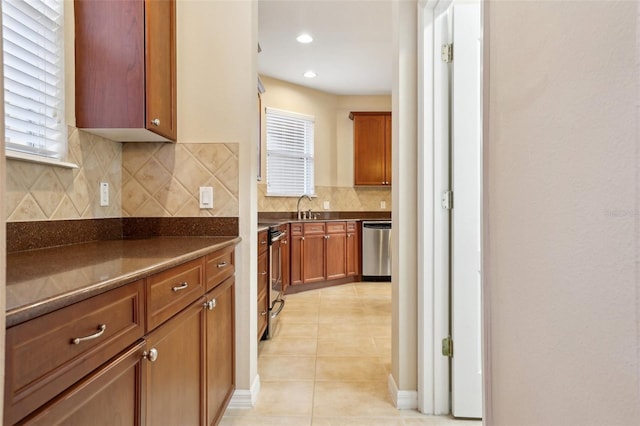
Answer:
[6,127,239,222]
[121,142,239,217]
[6,127,122,221]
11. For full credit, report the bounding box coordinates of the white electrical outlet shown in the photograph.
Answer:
[380,200,386,209]
[323,201,330,210]
[100,182,109,207]
[199,187,213,209]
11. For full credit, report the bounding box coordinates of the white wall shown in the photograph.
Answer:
[391,0,418,403]
[177,0,258,397]
[484,1,640,424]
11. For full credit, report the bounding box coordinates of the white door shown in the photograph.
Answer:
[451,0,482,419]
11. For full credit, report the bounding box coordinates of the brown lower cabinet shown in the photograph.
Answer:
[145,296,206,426]
[205,277,236,426]
[6,246,237,426]
[24,341,145,425]
[289,221,360,287]
[346,221,359,277]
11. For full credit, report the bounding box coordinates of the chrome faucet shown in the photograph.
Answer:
[297,194,312,220]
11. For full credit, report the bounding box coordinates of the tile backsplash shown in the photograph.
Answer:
[122,142,239,217]
[258,183,391,213]
[6,127,122,221]
[6,127,239,221]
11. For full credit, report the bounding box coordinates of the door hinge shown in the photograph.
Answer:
[442,336,453,357]
[441,190,453,210]
[441,44,453,63]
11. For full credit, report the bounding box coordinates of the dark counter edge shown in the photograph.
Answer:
[7,217,239,253]
[6,237,241,328]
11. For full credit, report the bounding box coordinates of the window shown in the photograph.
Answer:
[3,0,66,162]
[265,107,315,196]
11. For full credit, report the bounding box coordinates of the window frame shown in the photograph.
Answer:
[2,0,71,167]
[265,107,315,197]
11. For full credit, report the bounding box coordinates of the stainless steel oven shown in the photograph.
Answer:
[266,226,286,339]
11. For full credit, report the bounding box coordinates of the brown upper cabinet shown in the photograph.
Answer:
[350,112,392,186]
[75,0,177,142]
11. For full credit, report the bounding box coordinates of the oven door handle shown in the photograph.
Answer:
[271,231,287,243]
[270,299,285,319]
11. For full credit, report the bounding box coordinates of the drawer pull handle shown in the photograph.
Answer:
[260,310,268,316]
[71,324,106,345]
[204,299,217,311]
[217,261,227,268]
[143,348,159,362]
[172,282,189,292]
[260,271,267,276]
[260,240,267,245]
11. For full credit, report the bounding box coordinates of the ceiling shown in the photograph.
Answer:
[258,0,393,96]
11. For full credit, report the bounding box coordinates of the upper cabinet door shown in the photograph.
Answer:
[75,0,177,142]
[145,0,177,141]
[350,112,392,186]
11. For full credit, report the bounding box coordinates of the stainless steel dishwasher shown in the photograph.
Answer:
[361,221,391,281]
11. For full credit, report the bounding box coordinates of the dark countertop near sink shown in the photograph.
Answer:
[6,236,241,327]
[258,211,391,226]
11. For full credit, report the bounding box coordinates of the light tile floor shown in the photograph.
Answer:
[221,282,482,426]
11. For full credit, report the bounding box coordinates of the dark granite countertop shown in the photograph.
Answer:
[6,236,241,327]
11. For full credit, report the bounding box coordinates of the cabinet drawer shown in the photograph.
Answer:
[205,245,235,292]
[326,222,346,234]
[23,341,145,425]
[258,230,269,254]
[4,281,145,425]
[347,222,358,233]
[303,222,326,235]
[290,223,303,235]
[147,258,205,331]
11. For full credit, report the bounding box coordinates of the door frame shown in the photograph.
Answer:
[417,0,453,415]
[417,0,491,418]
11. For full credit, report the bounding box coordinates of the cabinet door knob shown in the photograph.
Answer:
[143,348,158,362]
[151,118,160,126]
[204,299,217,311]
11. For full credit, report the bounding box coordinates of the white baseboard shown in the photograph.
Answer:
[228,374,261,409]
[388,374,418,410]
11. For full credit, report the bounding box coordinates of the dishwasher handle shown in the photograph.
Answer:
[362,221,391,230]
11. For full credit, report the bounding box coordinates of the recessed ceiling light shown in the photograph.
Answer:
[296,34,313,44]
[303,70,317,78]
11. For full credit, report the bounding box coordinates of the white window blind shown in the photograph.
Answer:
[266,107,315,196]
[3,0,66,160]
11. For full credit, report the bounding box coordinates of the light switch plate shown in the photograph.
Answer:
[323,201,330,210]
[199,187,213,209]
[100,182,109,207]
[380,200,386,209]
